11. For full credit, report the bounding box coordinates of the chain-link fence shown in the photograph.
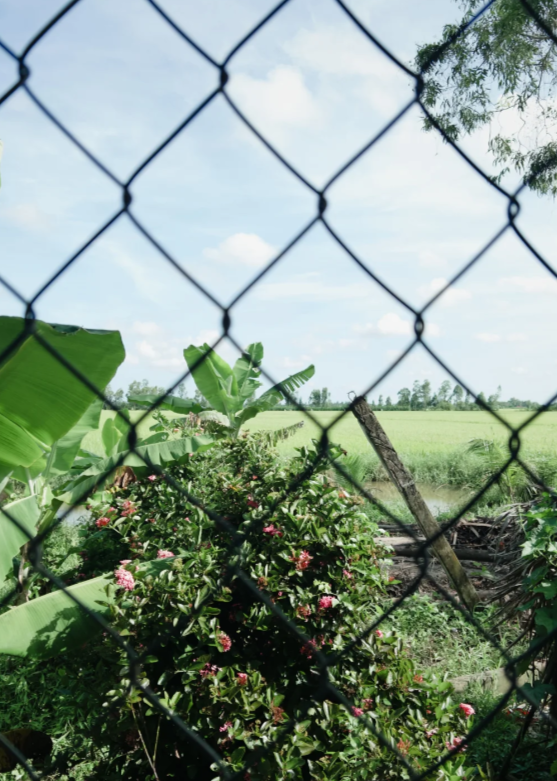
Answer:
[1,0,557,778]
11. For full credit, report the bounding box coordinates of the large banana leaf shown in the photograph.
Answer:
[184,344,241,418]
[58,435,215,505]
[0,495,40,581]
[44,398,104,478]
[128,393,205,415]
[235,364,315,427]
[232,343,263,402]
[0,318,125,469]
[0,575,114,658]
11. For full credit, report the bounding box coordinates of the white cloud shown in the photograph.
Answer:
[284,26,408,117]
[377,312,412,336]
[282,354,313,370]
[512,367,527,375]
[106,243,166,303]
[203,233,276,268]
[132,321,162,336]
[4,203,51,232]
[475,333,501,343]
[285,26,387,78]
[507,333,528,342]
[354,312,440,337]
[418,250,447,269]
[193,329,221,345]
[499,276,557,294]
[419,277,471,307]
[136,338,183,369]
[256,279,370,302]
[230,66,320,130]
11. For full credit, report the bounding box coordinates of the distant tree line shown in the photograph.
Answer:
[104,380,202,410]
[281,382,542,412]
[105,380,543,413]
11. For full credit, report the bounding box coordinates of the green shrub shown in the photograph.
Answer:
[43,436,472,780]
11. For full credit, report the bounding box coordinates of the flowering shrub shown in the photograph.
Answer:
[69,435,473,779]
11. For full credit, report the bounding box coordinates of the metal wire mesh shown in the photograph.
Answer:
[1,0,557,778]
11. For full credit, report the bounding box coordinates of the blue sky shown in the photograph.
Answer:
[1,0,556,405]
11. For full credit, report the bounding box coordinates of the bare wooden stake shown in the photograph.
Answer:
[350,396,479,610]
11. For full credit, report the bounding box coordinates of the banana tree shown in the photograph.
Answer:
[130,342,315,438]
[0,317,125,589]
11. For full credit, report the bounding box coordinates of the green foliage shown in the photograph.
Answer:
[0,317,125,471]
[9,436,476,779]
[0,575,114,658]
[132,342,315,438]
[416,0,557,195]
[382,594,522,679]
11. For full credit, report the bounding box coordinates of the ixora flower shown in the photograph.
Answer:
[236,673,248,686]
[446,736,466,752]
[219,721,233,733]
[115,567,135,591]
[351,707,364,718]
[300,639,318,658]
[121,500,137,517]
[342,569,353,579]
[156,550,174,559]
[120,559,132,565]
[291,550,313,571]
[218,632,232,652]
[95,517,110,528]
[246,495,259,509]
[200,663,220,678]
[318,595,335,610]
[375,629,384,639]
[296,605,312,621]
[397,739,411,755]
[262,524,283,537]
[459,703,475,718]
[147,475,157,482]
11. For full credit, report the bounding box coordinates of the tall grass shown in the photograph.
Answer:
[332,449,557,502]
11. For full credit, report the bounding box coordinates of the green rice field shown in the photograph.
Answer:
[245,410,556,457]
[81,408,557,500]
[87,409,555,459]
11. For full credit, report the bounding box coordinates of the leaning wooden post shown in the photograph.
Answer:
[351,396,479,610]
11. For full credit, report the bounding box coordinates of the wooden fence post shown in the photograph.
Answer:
[350,396,479,610]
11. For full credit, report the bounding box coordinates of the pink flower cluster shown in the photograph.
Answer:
[148,475,157,482]
[247,496,259,509]
[446,736,466,753]
[121,500,137,517]
[425,728,438,739]
[156,550,174,559]
[362,698,374,709]
[342,569,353,580]
[351,707,363,718]
[375,629,384,639]
[219,721,233,733]
[318,595,335,610]
[200,662,221,678]
[115,567,135,591]
[297,605,312,621]
[218,632,232,652]
[236,673,248,686]
[96,517,110,528]
[262,524,283,538]
[291,550,313,571]
[300,637,324,659]
[459,703,475,718]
